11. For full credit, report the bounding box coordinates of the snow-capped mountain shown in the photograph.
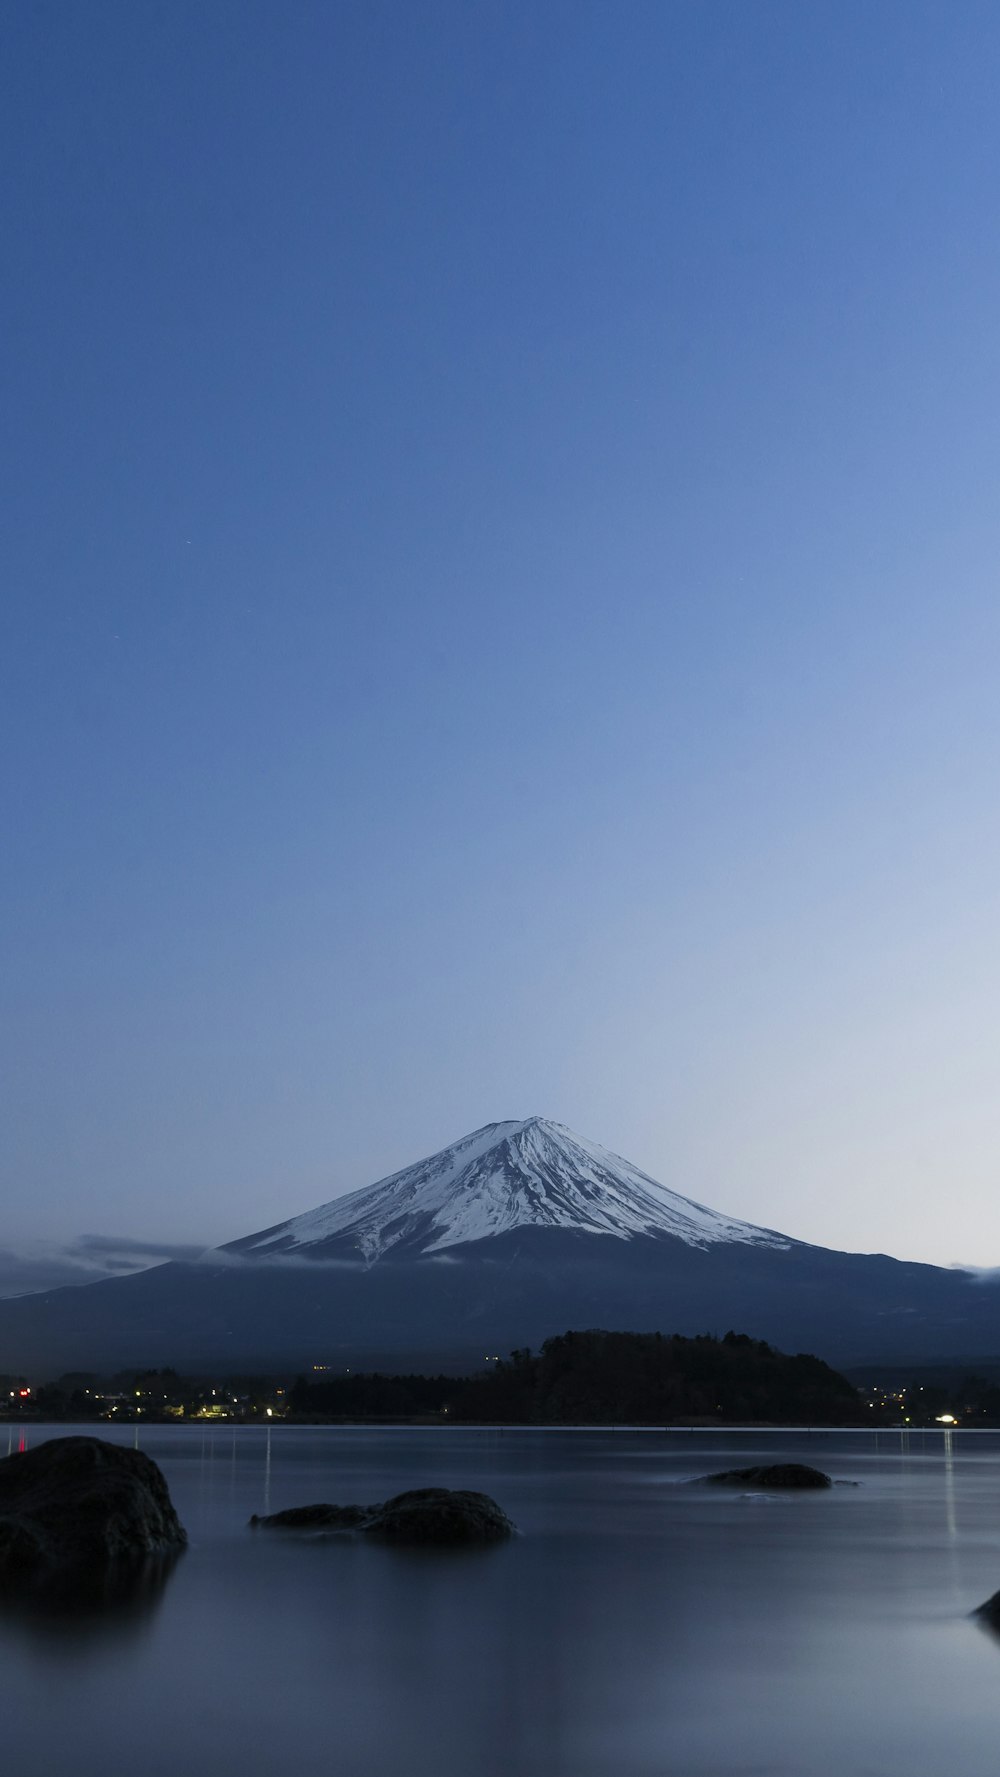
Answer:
[226,1118,793,1263]
[2,1114,998,1376]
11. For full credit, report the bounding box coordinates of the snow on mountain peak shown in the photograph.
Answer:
[227,1118,792,1264]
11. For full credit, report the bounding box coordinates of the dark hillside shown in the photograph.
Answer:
[290,1329,863,1424]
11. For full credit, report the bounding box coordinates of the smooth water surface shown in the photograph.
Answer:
[4,1424,1000,1776]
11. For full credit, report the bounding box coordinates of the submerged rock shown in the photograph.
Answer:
[0,1549,179,1631]
[251,1486,515,1544]
[700,1462,833,1489]
[0,1436,187,1588]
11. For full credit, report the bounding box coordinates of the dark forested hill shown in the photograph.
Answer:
[289,1329,864,1425]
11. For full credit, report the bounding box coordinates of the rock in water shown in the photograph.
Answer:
[365,1488,515,1544]
[975,1591,1000,1629]
[252,1486,515,1544]
[701,1463,833,1489]
[0,1436,187,1583]
[251,1503,369,1530]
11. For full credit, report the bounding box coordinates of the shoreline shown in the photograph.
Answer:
[2,1414,932,1432]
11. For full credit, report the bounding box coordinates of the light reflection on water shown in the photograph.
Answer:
[4,1425,1000,1775]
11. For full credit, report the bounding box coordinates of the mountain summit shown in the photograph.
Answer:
[224,1117,793,1264]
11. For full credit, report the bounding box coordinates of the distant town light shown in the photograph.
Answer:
[935,1414,958,1425]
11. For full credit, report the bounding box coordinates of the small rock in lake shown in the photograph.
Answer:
[250,1503,369,1530]
[251,1487,515,1544]
[365,1489,515,1545]
[700,1463,833,1490]
[0,1436,187,1589]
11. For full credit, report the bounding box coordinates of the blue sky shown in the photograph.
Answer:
[4,1,1000,1287]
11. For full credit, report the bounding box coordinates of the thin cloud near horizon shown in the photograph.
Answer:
[0,1235,207,1300]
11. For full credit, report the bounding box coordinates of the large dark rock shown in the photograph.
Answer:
[701,1462,833,1489]
[975,1590,1000,1630]
[252,1486,515,1544]
[0,1437,187,1585]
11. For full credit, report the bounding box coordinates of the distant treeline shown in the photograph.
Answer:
[15,1338,1000,1427]
[289,1330,865,1425]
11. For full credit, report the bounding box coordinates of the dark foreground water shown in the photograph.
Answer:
[4,1424,1000,1776]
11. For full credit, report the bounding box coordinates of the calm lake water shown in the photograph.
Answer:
[4,1423,1000,1776]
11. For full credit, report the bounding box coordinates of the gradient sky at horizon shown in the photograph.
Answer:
[4,0,1000,1286]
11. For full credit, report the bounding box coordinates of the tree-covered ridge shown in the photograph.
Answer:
[290,1330,863,1425]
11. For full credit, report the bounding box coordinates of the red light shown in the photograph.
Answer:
[18,1389,30,1398]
